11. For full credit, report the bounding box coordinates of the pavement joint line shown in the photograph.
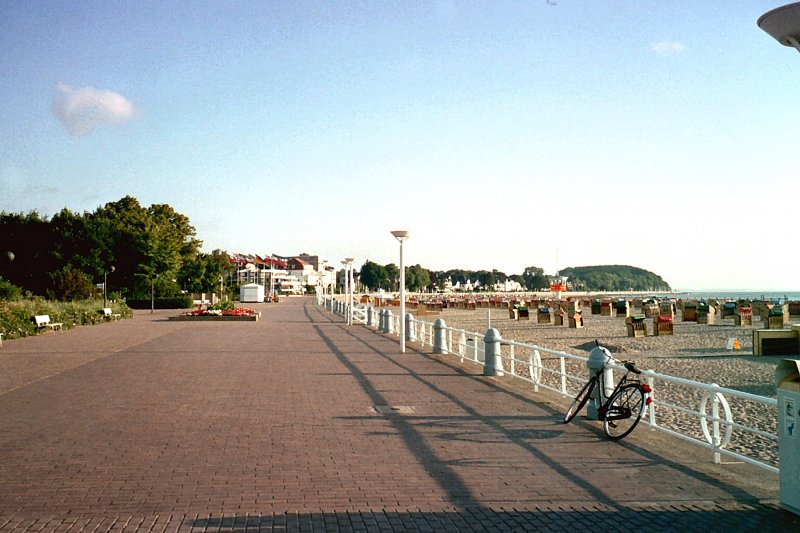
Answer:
[0,327,183,398]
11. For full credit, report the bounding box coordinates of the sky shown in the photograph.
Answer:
[1,1,798,291]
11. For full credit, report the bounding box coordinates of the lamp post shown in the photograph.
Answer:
[342,258,354,324]
[759,2,800,53]
[390,231,410,353]
[103,265,115,308]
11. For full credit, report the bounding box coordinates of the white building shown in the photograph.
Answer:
[229,253,337,296]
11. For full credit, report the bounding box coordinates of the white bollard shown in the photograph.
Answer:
[483,328,504,376]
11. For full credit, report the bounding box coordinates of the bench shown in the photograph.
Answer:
[697,303,715,325]
[537,307,552,324]
[654,315,674,336]
[625,314,648,337]
[735,306,753,326]
[682,302,698,322]
[102,307,122,321]
[33,314,63,332]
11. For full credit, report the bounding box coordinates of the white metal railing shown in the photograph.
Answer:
[320,299,779,474]
[352,304,367,325]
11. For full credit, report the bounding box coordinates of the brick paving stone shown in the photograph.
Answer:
[1,298,799,531]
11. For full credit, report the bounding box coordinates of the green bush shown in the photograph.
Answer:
[0,277,23,300]
[208,300,235,311]
[0,298,132,341]
[126,296,194,309]
[51,266,97,301]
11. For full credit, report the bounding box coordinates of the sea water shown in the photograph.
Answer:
[681,291,800,303]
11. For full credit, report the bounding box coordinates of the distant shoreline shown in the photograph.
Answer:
[379,290,800,301]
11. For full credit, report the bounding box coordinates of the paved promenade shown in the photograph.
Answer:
[0,297,797,531]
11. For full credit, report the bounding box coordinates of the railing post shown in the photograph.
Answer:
[587,344,613,420]
[483,328,504,376]
[406,313,416,342]
[385,309,394,334]
[645,370,657,428]
[433,318,448,354]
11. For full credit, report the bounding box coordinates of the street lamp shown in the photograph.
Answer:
[390,230,410,353]
[342,258,354,324]
[103,265,115,308]
[759,2,800,53]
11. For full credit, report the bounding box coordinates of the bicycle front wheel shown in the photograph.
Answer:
[564,377,596,423]
[603,384,646,439]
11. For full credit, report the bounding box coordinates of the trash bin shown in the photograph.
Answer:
[776,359,800,515]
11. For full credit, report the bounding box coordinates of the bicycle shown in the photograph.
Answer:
[563,347,652,439]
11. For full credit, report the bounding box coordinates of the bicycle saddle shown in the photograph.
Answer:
[623,361,641,374]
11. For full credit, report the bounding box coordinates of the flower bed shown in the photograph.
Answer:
[169,306,259,321]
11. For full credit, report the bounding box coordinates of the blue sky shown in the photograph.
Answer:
[1,1,798,290]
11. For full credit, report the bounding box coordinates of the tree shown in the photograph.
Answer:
[559,265,671,292]
[384,263,399,291]
[406,264,431,292]
[51,265,96,301]
[522,265,549,291]
[359,260,387,291]
[0,210,60,295]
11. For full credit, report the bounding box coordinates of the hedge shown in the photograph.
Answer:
[0,298,133,340]
[125,296,194,310]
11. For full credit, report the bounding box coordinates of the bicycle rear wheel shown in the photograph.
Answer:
[564,377,596,423]
[603,384,645,439]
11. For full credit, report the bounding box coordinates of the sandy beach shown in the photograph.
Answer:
[398,303,795,467]
[408,304,787,392]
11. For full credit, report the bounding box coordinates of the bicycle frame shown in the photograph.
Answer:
[594,361,651,420]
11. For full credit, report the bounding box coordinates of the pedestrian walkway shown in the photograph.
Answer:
[0,297,797,531]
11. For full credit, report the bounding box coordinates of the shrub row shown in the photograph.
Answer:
[0,298,133,341]
[125,296,194,310]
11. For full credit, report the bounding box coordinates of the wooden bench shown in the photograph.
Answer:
[654,315,674,336]
[625,314,648,337]
[33,314,63,332]
[537,307,552,324]
[102,307,122,321]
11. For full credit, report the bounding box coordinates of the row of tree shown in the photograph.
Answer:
[353,262,671,294]
[355,261,553,293]
[0,196,231,300]
[1,195,672,301]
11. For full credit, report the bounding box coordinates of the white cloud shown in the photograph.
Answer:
[52,83,137,136]
[652,40,685,56]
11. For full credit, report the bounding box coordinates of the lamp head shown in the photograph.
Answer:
[759,2,800,51]
[391,230,411,241]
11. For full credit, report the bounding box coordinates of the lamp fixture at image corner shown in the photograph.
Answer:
[758,2,800,53]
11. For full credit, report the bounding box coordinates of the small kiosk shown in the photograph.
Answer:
[240,283,265,303]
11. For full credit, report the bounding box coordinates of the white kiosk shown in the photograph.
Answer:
[240,283,265,303]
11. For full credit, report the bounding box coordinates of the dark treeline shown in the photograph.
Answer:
[0,196,231,300]
[357,262,671,293]
[1,195,671,300]
[560,265,671,292]
[357,261,552,292]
